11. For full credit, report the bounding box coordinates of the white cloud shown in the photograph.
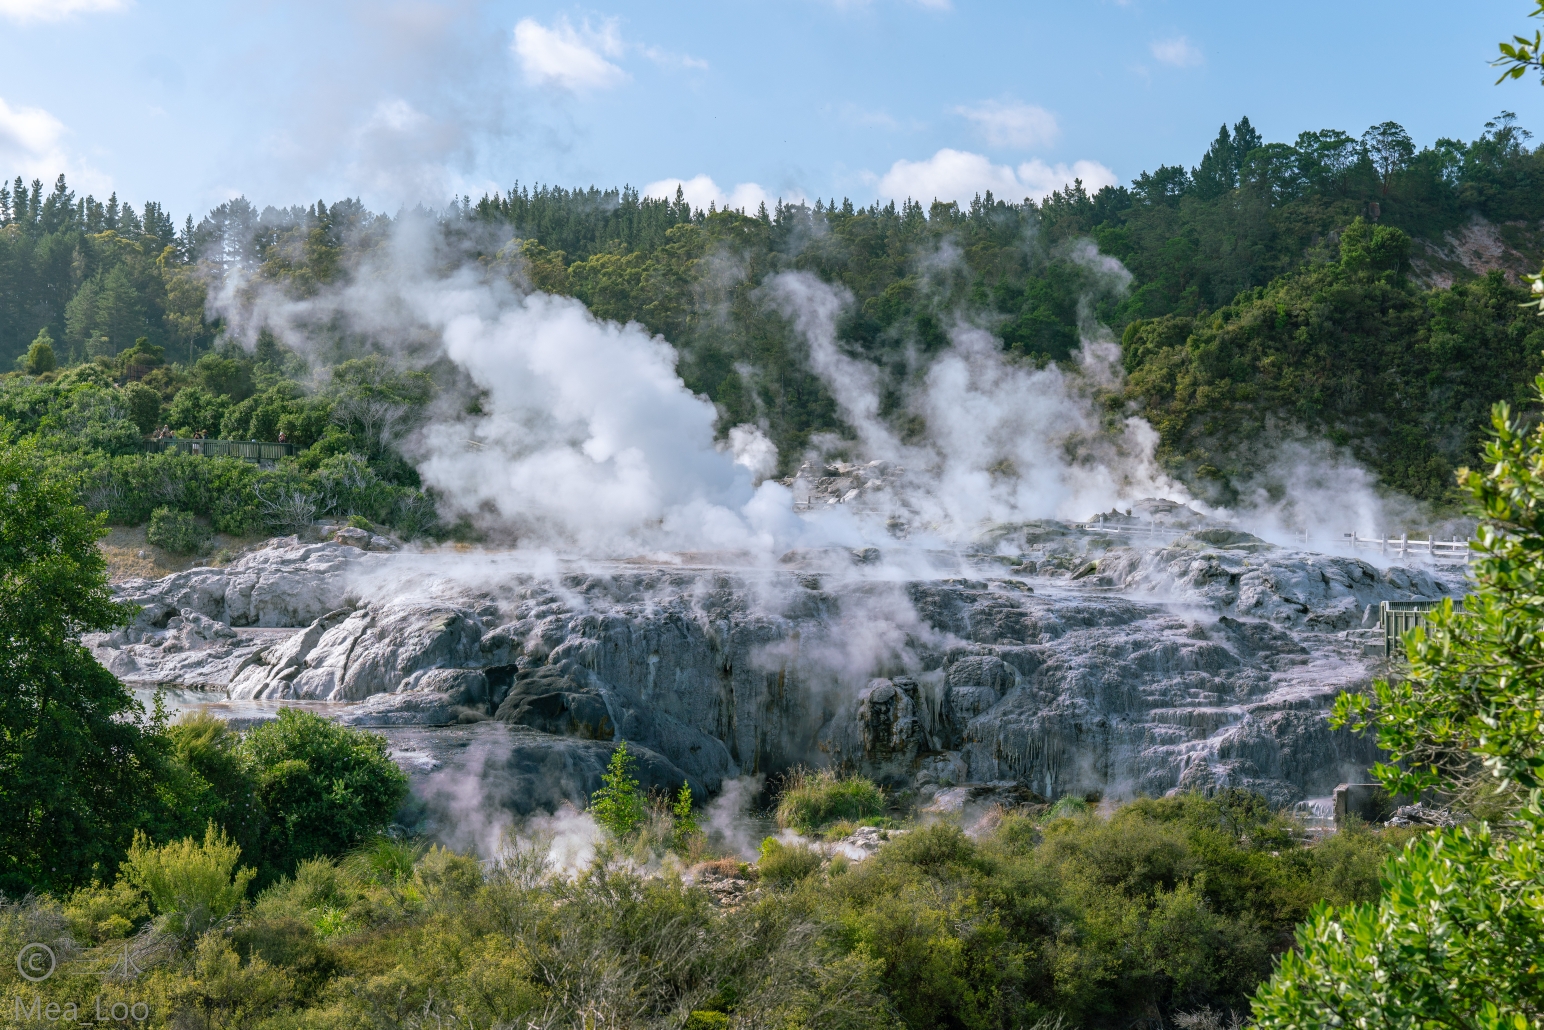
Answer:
[512,16,627,92]
[954,99,1059,149]
[0,0,124,23]
[0,95,68,175]
[1150,35,1203,67]
[642,174,793,214]
[1015,158,1119,199]
[873,148,1117,206]
[637,44,709,71]
[0,94,110,196]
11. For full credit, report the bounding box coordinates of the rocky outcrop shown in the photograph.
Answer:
[107,540,379,629]
[90,528,1462,821]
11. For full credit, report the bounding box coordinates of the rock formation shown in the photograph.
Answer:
[87,520,1461,825]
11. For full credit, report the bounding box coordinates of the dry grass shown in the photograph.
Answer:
[97,525,267,583]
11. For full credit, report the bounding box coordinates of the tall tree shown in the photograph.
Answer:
[0,444,161,894]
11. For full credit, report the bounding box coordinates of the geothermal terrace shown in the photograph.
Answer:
[87,497,1457,850]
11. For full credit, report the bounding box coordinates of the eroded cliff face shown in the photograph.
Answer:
[89,529,1458,821]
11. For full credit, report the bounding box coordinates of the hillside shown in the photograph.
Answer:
[5,113,1544,528]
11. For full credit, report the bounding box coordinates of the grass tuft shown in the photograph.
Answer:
[774,768,886,832]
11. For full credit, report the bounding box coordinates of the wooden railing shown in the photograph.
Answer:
[1381,599,1449,658]
[146,437,296,461]
[1343,532,1470,561]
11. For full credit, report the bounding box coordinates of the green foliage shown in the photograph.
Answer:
[1047,795,1091,819]
[237,709,408,884]
[1,791,1412,1029]
[7,116,1544,529]
[146,505,209,553]
[1493,1,1544,82]
[0,366,438,538]
[1251,803,1544,1029]
[0,444,160,894]
[1336,380,1544,802]
[590,741,647,840]
[775,768,887,831]
[1122,257,1542,503]
[62,876,149,944]
[18,327,55,374]
[166,384,228,436]
[1256,370,1544,1027]
[121,823,255,939]
[163,712,262,860]
[757,836,823,884]
[805,796,1390,1029]
[121,380,161,434]
[672,780,701,852]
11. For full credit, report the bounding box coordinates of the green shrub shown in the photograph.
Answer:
[166,385,229,437]
[1047,794,1091,819]
[671,781,701,852]
[163,712,262,859]
[121,382,162,434]
[18,329,56,375]
[147,505,210,553]
[239,710,408,884]
[63,878,148,944]
[757,836,822,884]
[683,1012,731,1030]
[774,768,886,831]
[120,823,255,939]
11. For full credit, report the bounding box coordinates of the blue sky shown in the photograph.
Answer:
[0,0,1533,222]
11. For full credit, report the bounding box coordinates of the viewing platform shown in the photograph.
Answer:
[146,437,297,461]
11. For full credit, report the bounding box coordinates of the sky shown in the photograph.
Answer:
[0,0,1535,223]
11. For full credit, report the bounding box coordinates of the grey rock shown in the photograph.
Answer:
[229,600,485,701]
[95,535,1461,825]
[111,541,378,629]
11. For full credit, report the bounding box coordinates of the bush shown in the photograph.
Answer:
[166,385,229,437]
[757,836,822,884]
[775,768,886,831]
[121,823,254,939]
[19,329,56,375]
[121,382,162,435]
[147,505,210,553]
[239,710,408,884]
[163,713,262,860]
[1255,374,1544,1027]
[1047,794,1091,819]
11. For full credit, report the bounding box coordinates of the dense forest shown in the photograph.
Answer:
[6,112,1544,532]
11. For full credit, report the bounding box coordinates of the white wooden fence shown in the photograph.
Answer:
[1342,532,1470,561]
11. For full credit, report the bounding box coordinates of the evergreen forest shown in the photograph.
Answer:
[7,111,1544,531]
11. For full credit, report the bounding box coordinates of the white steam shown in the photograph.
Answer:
[215,214,1430,556]
[702,775,766,861]
[766,270,1189,534]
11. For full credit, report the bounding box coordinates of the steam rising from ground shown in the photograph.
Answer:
[215,215,1426,555]
[765,270,1187,535]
